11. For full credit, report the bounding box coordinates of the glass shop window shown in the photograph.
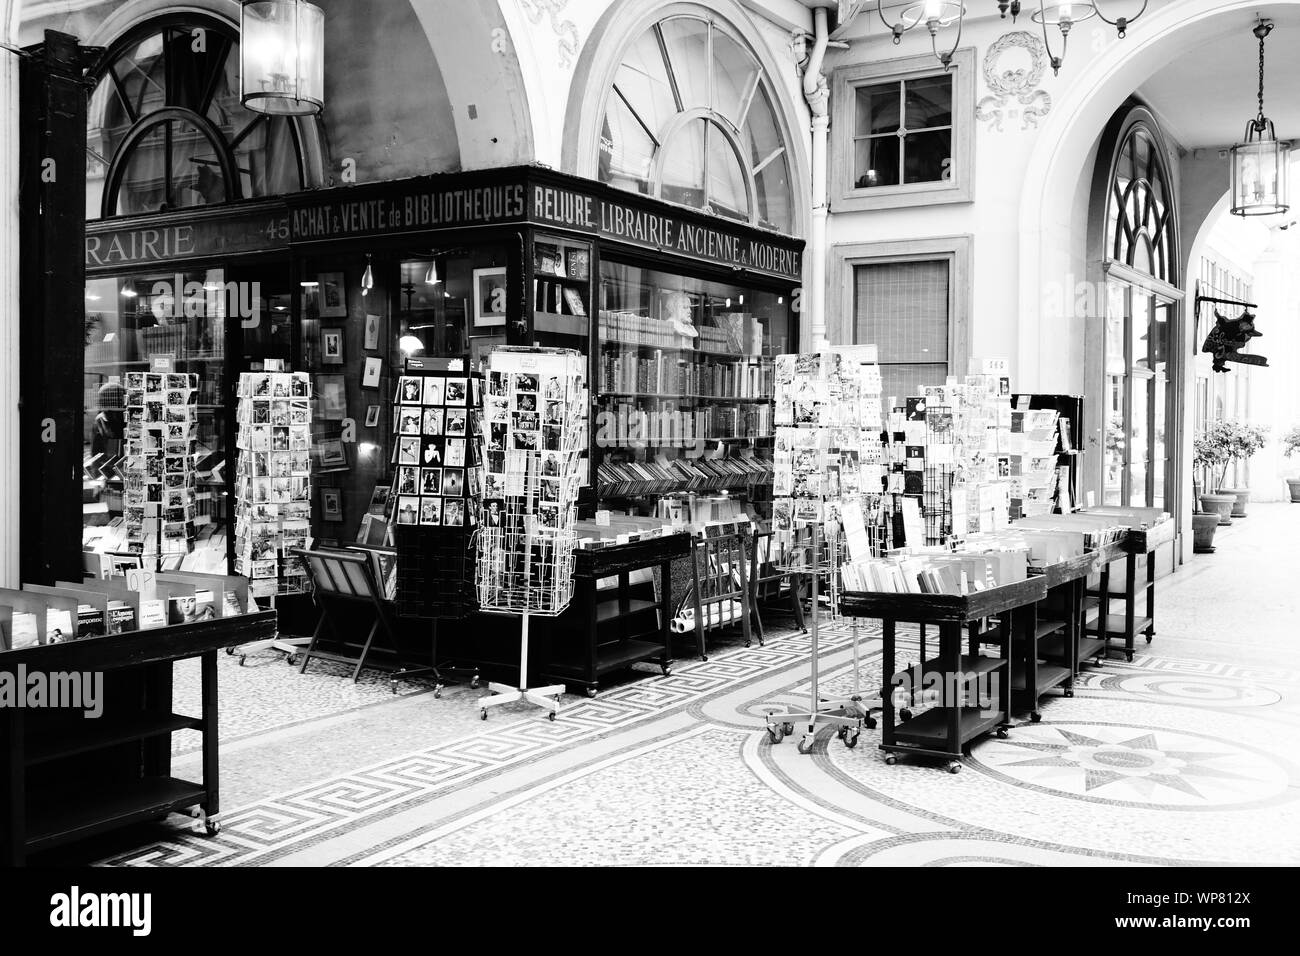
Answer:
[81,269,230,575]
[595,259,794,522]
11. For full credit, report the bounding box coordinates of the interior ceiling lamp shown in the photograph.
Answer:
[240,0,324,115]
[1032,2,1097,74]
[1093,1,1147,38]
[996,1,1022,20]
[425,261,439,285]
[361,254,374,296]
[876,1,966,69]
[1230,19,1290,218]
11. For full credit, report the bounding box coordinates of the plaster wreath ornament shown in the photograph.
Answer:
[518,0,580,69]
[975,30,1052,132]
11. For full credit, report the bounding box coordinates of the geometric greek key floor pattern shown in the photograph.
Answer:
[93,504,1300,867]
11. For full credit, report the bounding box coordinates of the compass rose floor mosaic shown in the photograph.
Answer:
[54,503,1300,867]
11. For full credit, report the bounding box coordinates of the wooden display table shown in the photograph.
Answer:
[1017,550,1104,719]
[543,532,691,697]
[1080,512,1175,661]
[0,611,275,865]
[840,578,1047,773]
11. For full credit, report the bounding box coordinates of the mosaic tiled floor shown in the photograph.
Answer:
[85,504,1300,867]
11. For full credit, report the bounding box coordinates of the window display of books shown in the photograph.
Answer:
[120,370,199,564]
[233,370,314,598]
[476,347,587,615]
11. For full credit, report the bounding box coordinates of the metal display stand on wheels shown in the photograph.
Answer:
[227,591,310,666]
[761,523,879,754]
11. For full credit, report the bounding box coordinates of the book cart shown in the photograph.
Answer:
[840,577,1047,773]
[1014,550,1101,720]
[1081,509,1175,662]
[0,610,275,865]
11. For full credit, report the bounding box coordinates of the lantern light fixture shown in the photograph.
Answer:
[239,0,325,115]
[876,1,967,70]
[361,255,374,296]
[1230,19,1291,218]
[425,261,439,285]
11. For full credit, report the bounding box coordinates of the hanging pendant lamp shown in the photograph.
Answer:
[1230,19,1290,218]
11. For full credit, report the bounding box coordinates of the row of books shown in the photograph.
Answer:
[0,572,259,651]
[597,455,773,497]
[595,400,771,444]
[597,310,764,356]
[841,546,1029,596]
[599,348,774,399]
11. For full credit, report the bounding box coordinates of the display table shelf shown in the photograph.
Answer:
[840,578,1046,773]
[544,533,691,697]
[1079,514,1173,661]
[0,611,275,865]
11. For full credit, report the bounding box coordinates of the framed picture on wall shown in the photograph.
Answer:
[314,373,347,420]
[318,272,347,318]
[321,487,343,521]
[362,357,382,389]
[321,328,344,365]
[473,267,508,328]
[469,334,506,374]
[317,437,348,472]
[364,313,381,351]
[364,404,381,428]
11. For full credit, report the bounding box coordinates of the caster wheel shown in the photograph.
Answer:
[743,641,751,648]
[899,708,912,722]
[390,683,398,695]
[758,639,765,647]
[884,754,898,766]
[844,732,860,750]
[480,708,488,721]
[204,820,220,836]
[947,761,963,774]
[782,723,795,735]
[660,666,672,677]
[548,711,556,722]
[836,726,848,740]
[701,655,709,663]
[865,716,877,730]
[238,656,247,667]
[1064,688,1075,698]
[1145,635,1153,644]
[585,688,598,699]
[996,727,1009,739]
[767,727,784,745]
[285,655,297,667]
[470,678,480,690]
[796,735,815,755]
[1125,652,1134,662]
[1030,712,1042,723]
[433,685,443,699]
[225,646,236,656]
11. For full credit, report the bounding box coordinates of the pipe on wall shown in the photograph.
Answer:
[801,5,830,351]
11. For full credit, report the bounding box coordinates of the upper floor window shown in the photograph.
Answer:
[853,74,952,189]
[86,15,324,219]
[832,49,975,211]
[597,15,792,232]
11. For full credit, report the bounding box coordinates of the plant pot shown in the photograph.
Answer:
[1217,487,1250,517]
[1192,513,1219,553]
[1287,479,1300,503]
[1199,493,1235,526]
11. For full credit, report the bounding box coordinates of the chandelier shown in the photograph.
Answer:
[876,1,967,69]
[1230,20,1290,217]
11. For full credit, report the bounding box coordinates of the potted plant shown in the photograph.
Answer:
[1194,428,1235,527]
[1283,424,1300,503]
[1209,420,1268,517]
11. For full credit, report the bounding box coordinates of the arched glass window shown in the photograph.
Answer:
[598,15,792,232]
[1105,123,1176,283]
[1100,113,1179,511]
[86,15,323,219]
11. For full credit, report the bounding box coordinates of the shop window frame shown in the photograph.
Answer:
[830,49,976,212]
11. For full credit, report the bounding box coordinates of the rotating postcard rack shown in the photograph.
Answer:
[475,347,588,720]
[763,348,887,754]
[120,363,199,569]
[391,358,485,619]
[230,363,314,661]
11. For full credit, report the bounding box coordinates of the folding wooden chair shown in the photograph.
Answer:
[687,530,752,660]
[293,547,440,693]
[747,524,806,645]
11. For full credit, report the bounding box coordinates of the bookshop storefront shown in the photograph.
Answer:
[75,166,804,585]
